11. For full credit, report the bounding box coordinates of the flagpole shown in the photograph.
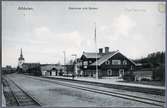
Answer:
[94,23,98,79]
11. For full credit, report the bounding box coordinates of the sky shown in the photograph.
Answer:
[2,1,166,67]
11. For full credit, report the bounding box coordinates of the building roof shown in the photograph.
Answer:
[40,64,60,66]
[91,51,118,66]
[91,51,137,66]
[23,63,40,65]
[82,52,102,59]
[41,64,64,71]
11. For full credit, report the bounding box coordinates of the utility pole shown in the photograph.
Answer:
[94,23,98,79]
[63,51,66,75]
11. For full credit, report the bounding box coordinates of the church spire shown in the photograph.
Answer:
[20,48,23,58]
[18,48,24,61]
[18,48,25,68]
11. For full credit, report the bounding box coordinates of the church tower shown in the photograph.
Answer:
[18,48,25,68]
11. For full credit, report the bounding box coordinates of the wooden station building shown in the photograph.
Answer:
[80,47,136,78]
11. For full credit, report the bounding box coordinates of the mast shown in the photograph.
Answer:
[63,51,66,66]
[94,23,98,79]
[63,51,66,74]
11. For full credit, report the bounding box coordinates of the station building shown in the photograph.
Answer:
[40,64,64,76]
[80,47,137,78]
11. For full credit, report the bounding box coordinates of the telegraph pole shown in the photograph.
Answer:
[63,51,66,74]
[94,23,98,79]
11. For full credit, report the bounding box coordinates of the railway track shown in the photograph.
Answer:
[2,78,18,106]
[27,75,165,107]
[3,77,41,106]
[45,77,165,96]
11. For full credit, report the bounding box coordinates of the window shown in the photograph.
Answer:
[105,60,110,65]
[84,66,87,69]
[112,60,121,65]
[123,60,127,65]
[83,61,88,65]
[89,61,92,63]
[130,65,133,70]
[119,69,124,77]
[107,69,112,76]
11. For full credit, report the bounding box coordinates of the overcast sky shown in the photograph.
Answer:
[2,1,165,67]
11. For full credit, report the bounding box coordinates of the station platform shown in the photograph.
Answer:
[45,76,165,96]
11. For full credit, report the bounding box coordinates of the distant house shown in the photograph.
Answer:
[40,64,64,76]
[80,47,136,78]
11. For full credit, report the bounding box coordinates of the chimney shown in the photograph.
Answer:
[105,47,109,54]
[99,48,103,54]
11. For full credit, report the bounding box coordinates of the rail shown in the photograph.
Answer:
[27,75,165,107]
[4,76,42,106]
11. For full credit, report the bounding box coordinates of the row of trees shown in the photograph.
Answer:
[134,51,165,81]
[2,66,16,75]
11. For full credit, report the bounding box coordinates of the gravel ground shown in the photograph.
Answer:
[6,74,162,107]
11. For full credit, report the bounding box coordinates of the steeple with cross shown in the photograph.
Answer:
[18,48,25,68]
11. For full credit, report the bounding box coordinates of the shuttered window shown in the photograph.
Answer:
[83,61,88,65]
[112,60,121,65]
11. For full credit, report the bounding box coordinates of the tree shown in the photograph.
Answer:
[134,51,165,81]
[153,64,165,81]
